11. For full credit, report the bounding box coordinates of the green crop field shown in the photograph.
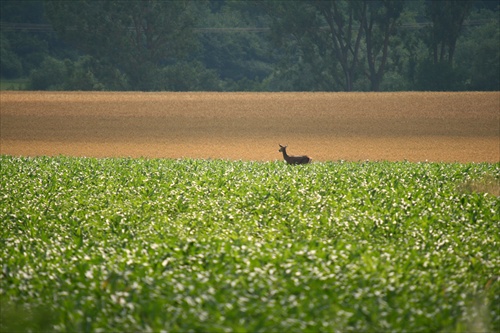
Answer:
[1,155,499,332]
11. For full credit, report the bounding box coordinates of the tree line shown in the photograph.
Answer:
[1,0,498,91]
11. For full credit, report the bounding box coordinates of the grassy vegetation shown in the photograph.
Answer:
[0,78,29,90]
[1,155,499,332]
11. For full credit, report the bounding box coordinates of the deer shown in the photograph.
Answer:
[278,144,312,165]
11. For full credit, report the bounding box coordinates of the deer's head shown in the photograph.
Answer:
[278,144,287,153]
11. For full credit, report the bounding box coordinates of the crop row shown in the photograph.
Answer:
[1,156,499,332]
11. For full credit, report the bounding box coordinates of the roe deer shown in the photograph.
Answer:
[278,144,312,165]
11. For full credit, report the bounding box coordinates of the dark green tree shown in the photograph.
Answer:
[198,1,274,91]
[360,1,404,91]
[312,0,366,91]
[266,0,404,91]
[44,0,200,90]
[265,0,365,91]
[0,33,23,78]
[425,0,474,64]
[413,0,474,90]
[266,1,340,91]
[0,1,53,78]
[29,56,66,90]
[456,14,500,91]
[415,58,467,90]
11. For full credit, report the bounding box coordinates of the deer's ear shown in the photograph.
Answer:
[279,144,283,148]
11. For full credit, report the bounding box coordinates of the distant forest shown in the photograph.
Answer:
[1,0,498,91]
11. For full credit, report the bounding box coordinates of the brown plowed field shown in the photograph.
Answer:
[1,91,499,162]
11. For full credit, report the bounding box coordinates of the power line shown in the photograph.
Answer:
[1,22,55,32]
[0,22,270,33]
[1,20,495,33]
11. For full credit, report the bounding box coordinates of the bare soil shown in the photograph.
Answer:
[1,91,499,162]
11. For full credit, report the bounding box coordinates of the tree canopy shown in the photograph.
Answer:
[1,0,498,91]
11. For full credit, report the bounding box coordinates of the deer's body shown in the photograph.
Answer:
[279,144,311,165]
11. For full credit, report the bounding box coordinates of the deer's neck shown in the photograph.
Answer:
[281,149,290,161]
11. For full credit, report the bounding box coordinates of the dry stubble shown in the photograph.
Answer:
[1,91,499,162]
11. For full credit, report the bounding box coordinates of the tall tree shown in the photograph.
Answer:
[266,0,366,91]
[198,1,274,90]
[360,1,404,91]
[44,0,199,90]
[425,0,474,64]
[267,0,404,91]
[313,1,366,91]
[1,1,54,77]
